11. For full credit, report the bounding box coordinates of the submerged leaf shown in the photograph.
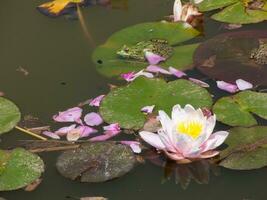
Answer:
[100,78,212,130]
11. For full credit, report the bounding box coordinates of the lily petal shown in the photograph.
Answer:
[84,112,103,126]
[53,107,82,123]
[216,81,239,93]
[236,79,253,91]
[146,65,171,75]
[103,123,120,132]
[145,52,166,65]
[89,130,120,142]
[139,131,166,150]
[199,150,219,158]
[55,124,76,136]
[89,95,105,107]
[42,131,60,139]
[141,105,155,114]
[77,125,98,138]
[189,78,210,88]
[121,141,142,153]
[121,71,135,82]
[164,150,185,160]
[66,129,81,141]
[168,67,187,78]
[200,131,229,153]
[173,0,182,21]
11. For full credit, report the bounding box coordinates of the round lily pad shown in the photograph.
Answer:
[92,22,200,77]
[220,126,267,170]
[213,91,267,127]
[0,97,21,134]
[100,77,213,130]
[194,31,267,86]
[0,148,44,191]
[56,142,136,182]
[197,0,267,24]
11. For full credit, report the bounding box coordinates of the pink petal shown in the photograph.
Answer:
[89,130,120,142]
[121,141,142,153]
[66,129,81,141]
[53,107,82,123]
[236,79,253,91]
[77,125,98,138]
[103,123,120,132]
[189,78,210,88]
[121,71,135,82]
[89,95,105,107]
[200,131,229,153]
[55,124,76,136]
[199,150,219,158]
[146,65,171,75]
[139,131,166,150]
[42,131,60,140]
[141,105,155,114]
[135,70,154,79]
[164,150,185,160]
[168,67,187,78]
[216,81,239,93]
[145,52,166,65]
[173,0,182,22]
[84,112,103,126]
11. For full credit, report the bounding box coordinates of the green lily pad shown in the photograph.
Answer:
[213,91,267,127]
[194,31,267,86]
[0,97,21,134]
[198,0,267,24]
[100,77,212,130]
[56,142,136,182]
[0,148,44,191]
[92,22,200,78]
[220,126,267,170]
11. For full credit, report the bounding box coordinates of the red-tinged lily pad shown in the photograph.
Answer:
[0,97,21,135]
[197,0,267,24]
[92,22,200,78]
[56,142,136,182]
[194,31,267,86]
[0,148,44,191]
[220,126,267,170]
[213,91,267,127]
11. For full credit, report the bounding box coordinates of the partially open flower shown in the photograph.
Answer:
[139,104,229,163]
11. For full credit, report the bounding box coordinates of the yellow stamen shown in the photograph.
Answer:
[177,121,203,139]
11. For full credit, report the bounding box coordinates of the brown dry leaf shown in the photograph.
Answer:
[16,66,29,76]
[0,91,4,96]
[24,178,42,192]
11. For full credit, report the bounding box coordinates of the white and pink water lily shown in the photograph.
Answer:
[139,104,229,163]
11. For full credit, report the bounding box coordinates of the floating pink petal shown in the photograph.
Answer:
[141,105,155,114]
[146,65,171,75]
[121,141,142,153]
[236,79,253,91]
[216,81,239,93]
[168,67,187,78]
[121,70,154,82]
[53,107,82,123]
[145,52,166,65]
[84,112,103,126]
[89,95,105,107]
[42,131,60,140]
[89,130,120,142]
[55,124,76,136]
[77,125,98,138]
[103,123,121,132]
[66,129,81,141]
[189,78,210,88]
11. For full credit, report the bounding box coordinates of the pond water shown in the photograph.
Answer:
[1,0,267,199]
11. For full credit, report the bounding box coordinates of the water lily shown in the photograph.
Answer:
[121,70,154,82]
[53,107,82,123]
[139,104,229,162]
[89,95,105,107]
[141,105,155,114]
[84,112,103,126]
[145,52,166,65]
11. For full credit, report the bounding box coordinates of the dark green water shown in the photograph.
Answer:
[1,0,267,199]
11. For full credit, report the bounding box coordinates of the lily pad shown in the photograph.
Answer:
[0,148,44,191]
[220,126,267,170]
[194,31,267,86]
[197,0,267,24]
[92,22,199,77]
[0,97,21,134]
[56,142,136,182]
[100,78,212,130]
[213,91,267,127]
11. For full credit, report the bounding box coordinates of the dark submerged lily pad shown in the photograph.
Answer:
[56,142,136,182]
[194,31,267,86]
[213,91,267,127]
[0,148,44,191]
[0,97,21,134]
[92,22,199,77]
[220,126,267,170]
[100,78,212,130]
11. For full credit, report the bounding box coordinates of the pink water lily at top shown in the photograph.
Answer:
[139,104,229,162]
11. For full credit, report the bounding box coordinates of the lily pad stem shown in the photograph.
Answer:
[15,126,47,141]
